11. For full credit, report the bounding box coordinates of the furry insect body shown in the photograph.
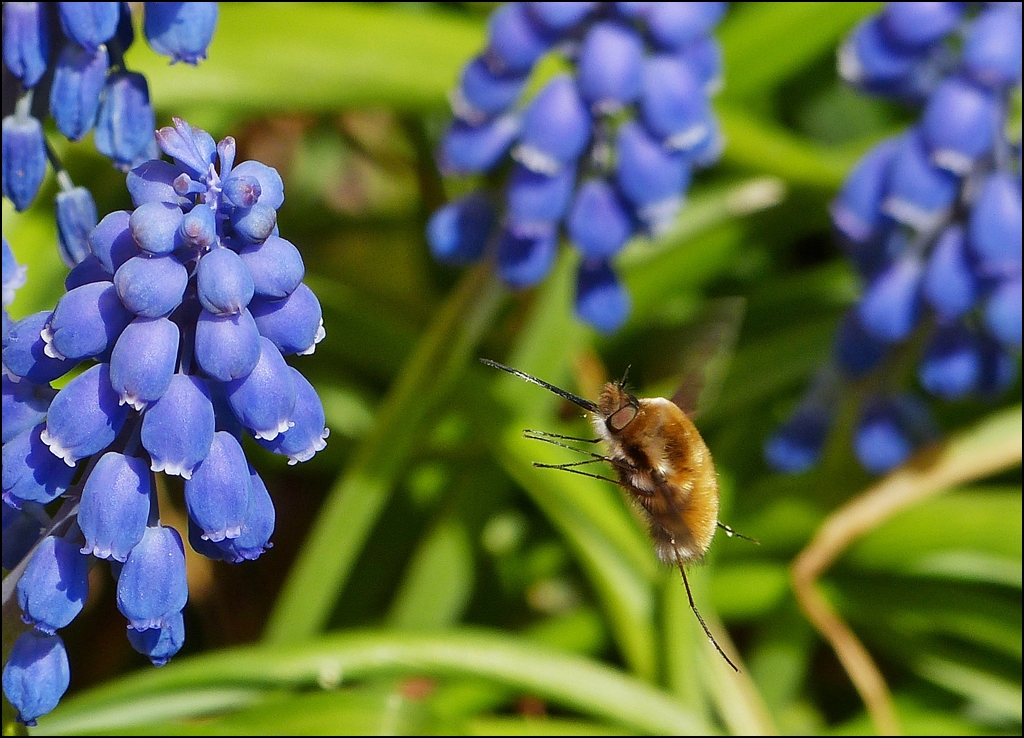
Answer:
[482,359,741,671]
[595,384,720,566]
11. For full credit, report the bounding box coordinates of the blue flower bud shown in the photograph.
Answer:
[920,77,999,175]
[126,159,186,208]
[506,163,576,229]
[646,2,726,50]
[2,312,75,384]
[194,307,261,381]
[918,324,983,400]
[567,178,634,259]
[3,236,28,306]
[2,631,70,727]
[143,1,218,65]
[984,276,1021,349]
[515,75,591,174]
[179,202,217,249]
[577,21,644,113]
[116,524,188,631]
[230,202,277,244]
[109,316,179,410]
[49,42,108,141]
[225,336,297,440]
[878,2,964,49]
[440,115,520,175]
[453,56,528,121]
[215,467,276,562]
[881,130,960,231]
[41,363,130,465]
[833,309,888,378]
[114,254,188,317]
[44,280,132,361]
[127,609,184,666]
[921,225,978,320]
[975,336,1016,397]
[196,247,254,315]
[249,283,324,356]
[2,114,48,211]
[426,194,495,264]
[575,259,630,334]
[2,500,48,571]
[258,367,328,464]
[615,2,652,20]
[17,535,90,634]
[221,174,261,209]
[2,425,77,508]
[485,2,551,74]
[615,120,690,228]
[839,17,926,92]
[95,71,157,171]
[57,2,120,53]
[64,254,109,291]
[155,117,217,179]
[78,452,151,561]
[55,186,99,267]
[967,172,1022,277]
[857,255,924,343]
[962,5,1022,89]
[2,2,50,87]
[185,430,252,542]
[496,225,558,289]
[236,234,305,299]
[526,2,595,33]
[141,373,215,478]
[129,201,185,255]
[228,160,285,210]
[640,55,712,151]
[187,514,226,560]
[2,373,54,444]
[676,35,724,93]
[854,394,933,474]
[89,210,140,274]
[829,136,900,243]
[764,403,832,473]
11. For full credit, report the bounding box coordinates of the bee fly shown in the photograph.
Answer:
[482,357,756,672]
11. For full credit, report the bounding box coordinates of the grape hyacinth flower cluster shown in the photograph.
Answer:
[427,2,727,333]
[766,2,1021,476]
[3,2,218,266]
[1,118,327,726]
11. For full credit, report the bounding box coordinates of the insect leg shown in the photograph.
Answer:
[717,522,760,545]
[523,429,601,444]
[678,561,739,672]
[523,431,609,461]
[532,462,620,485]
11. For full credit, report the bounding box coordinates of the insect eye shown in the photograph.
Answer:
[607,403,638,432]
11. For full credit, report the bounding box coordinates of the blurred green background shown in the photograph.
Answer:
[2,3,1020,735]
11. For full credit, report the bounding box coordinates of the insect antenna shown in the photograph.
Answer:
[717,522,760,545]
[480,359,599,412]
[677,561,739,672]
